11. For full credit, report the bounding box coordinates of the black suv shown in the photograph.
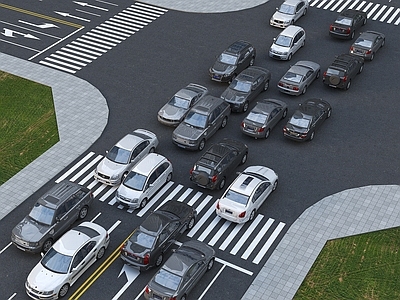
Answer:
[329,9,367,39]
[209,40,256,83]
[190,139,248,190]
[322,54,364,90]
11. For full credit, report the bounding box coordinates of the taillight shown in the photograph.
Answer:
[293,86,299,91]
[366,49,372,54]
[241,122,245,128]
[346,27,351,33]
[143,254,150,265]
[342,76,348,82]
[189,168,193,175]
[278,82,284,86]
[211,175,218,182]
[323,71,327,78]
[170,297,177,300]
[350,46,354,51]
[216,201,220,210]
[144,286,150,294]
[257,127,265,132]
[238,211,246,218]
[329,25,333,30]
[120,243,126,252]
[283,127,287,133]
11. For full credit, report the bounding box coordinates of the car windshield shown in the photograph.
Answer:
[123,171,147,191]
[246,111,268,124]
[41,248,72,274]
[275,35,292,47]
[195,165,212,175]
[288,111,311,128]
[278,3,296,14]
[224,189,249,205]
[130,230,156,249]
[231,79,252,92]
[283,71,303,83]
[168,96,190,109]
[326,68,343,76]
[29,202,55,226]
[218,53,238,65]
[184,111,208,129]
[106,146,130,164]
[335,16,352,26]
[354,38,373,48]
[154,268,182,291]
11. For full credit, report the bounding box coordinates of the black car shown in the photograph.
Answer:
[220,66,272,113]
[120,201,197,271]
[209,40,256,83]
[283,98,332,141]
[322,54,364,90]
[190,138,248,190]
[329,9,367,39]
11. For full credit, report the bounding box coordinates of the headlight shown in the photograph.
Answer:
[284,19,291,24]
[42,290,54,295]
[111,173,119,180]
[29,241,39,247]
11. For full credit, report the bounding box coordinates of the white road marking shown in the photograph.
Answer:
[193,195,212,213]
[347,0,360,10]
[70,154,103,182]
[44,57,81,69]
[107,220,121,234]
[330,0,344,11]
[337,0,353,12]
[0,242,12,254]
[253,222,286,264]
[76,37,112,49]
[199,264,225,300]
[39,60,76,73]
[241,218,274,260]
[372,5,387,20]
[215,257,253,276]
[92,183,107,197]
[100,186,118,202]
[186,190,202,205]
[50,53,86,66]
[71,41,104,55]
[81,34,117,46]
[61,46,97,59]
[208,220,231,246]
[197,215,222,242]
[219,222,245,251]
[380,6,394,22]
[230,215,263,255]
[90,212,101,222]
[136,181,174,217]
[177,187,193,202]
[187,201,217,237]
[367,4,381,18]
[86,31,122,43]
[95,25,130,37]
[387,7,400,23]
[55,152,94,183]
[55,50,92,63]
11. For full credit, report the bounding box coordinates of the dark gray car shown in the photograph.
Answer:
[143,240,215,300]
[11,180,93,253]
[349,31,385,61]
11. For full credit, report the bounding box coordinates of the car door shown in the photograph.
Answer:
[130,141,149,167]
[149,163,168,196]
[267,108,280,129]
[157,221,180,254]
[253,182,272,210]
[250,76,263,100]
[70,241,97,283]
[64,194,81,223]
[145,170,158,198]
[295,2,304,21]
[180,261,206,296]
[207,108,220,138]
[53,203,73,239]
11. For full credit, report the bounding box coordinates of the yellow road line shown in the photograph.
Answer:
[0,3,82,28]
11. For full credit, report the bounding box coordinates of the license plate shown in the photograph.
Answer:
[225,210,233,214]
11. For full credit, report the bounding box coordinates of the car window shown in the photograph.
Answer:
[156,162,168,178]
[56,203,68,219]
[275,35,292,47]
[123,171,147,191]
[154,268,182,290]
[166,221,180,235]
[29,202,56,226]
[64,196,78,212]
[253,182,270,203]
[132,141,149,159]
[147,171,157,186]
[71,243,91,269]
[184,111,208,129]
[106,146,130,164]
[187,261,202,278]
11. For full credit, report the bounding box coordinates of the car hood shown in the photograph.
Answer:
[12,216,50,243]
[27,263,67,292]
[158,104,186,122]
[96,158,126,177]
[272,11,293,22]
[221,89,248,103]
[211,62,235,74]
[174,123,204,140]
[270,43,290,52]
[117,183,143,200]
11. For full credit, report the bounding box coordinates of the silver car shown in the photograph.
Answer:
[349,31,385,61]
[277,60,320,96]
[241,99,288,139]
[269,25,306,61]
[157,83,209,126]
[270,0,309,28]
[94,129,158,186]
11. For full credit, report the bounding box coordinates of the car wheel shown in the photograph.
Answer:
[240,152,248,165]
[381,39,385,47]
[121,171,128,183]
[272,179,278,191]
[229,74,237,84]
[79,206,88,219]
[316,70,320,79]
[309,131,315,141]
[140,198,148,209]
[249,56,255,66]
[149,147,155,153]
[207,258,215,271]
[249,210,256,222]
[218,177,226,190]
[166,172,172,183]
[42,239,53,253]
[58,284,69,298]
[265,128,270,139]
[96,247,105,260]
[287,53,292,61]
[363,17,367,25]
[221,116,228,129]
[263,80,269,91]
[155,253,163,267]
[303,8,307,16]
[358,64,364,73]
[327,109,332,118]
[302,85,307,95]
[350,31,355,39]
[345,80,351,90]
[198,139,206,151]
[242,101,249,113]
[369,53,374,61]
[282,108,288,119]
[290,19,294,25]
[187,217,196,231]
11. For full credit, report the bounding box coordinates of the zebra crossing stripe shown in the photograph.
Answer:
[373,5,387,20]
[187,201,217,238]
[193,195,212,214]
[100,186,117,202]
[337,0,353,12]
[330,0,344,11]
[219,223,245,251]
[387,8,400,23]
[355,1,366,11]
[92,183,107,197]
[367,3,381,18]
[177,188,193,202]
[208,220,231,246]
[230,215,263,255]
[241,218,274,260]
[186,191,202,205]
[134,2,168,13]
[154,184,183,210]
[136,181,174,217]
[323,0,336,10]
[380,6,394,22]
[55,152,95,183]
[79,171,96,187]
[70,154,103,182]
[347,0,360,10]
[197,216,221,242]
[252,222,286,264]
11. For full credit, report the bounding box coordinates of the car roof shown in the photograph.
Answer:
[359,31,380,40]
[225,40,252,55]
[176,86,200,100]
[228,167,273,196]
[329,54,358,70]
[253,99,284,114]
[237,67,267,81]
[116,132,145,150]
[140,211,175,235]
[197,139,244,168]
[131,153,167,176]
[282,0,305,6]
[39,181,87,209]
[191,95,226,114]
[341,9,363,17]
[299,98,330,115]
[279,25,304,37]
[288,65,310,76]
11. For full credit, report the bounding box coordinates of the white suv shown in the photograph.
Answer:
[269,25,306,61]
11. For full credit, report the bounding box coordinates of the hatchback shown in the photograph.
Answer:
[269,25,305,61]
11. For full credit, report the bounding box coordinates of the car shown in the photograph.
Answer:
[11,180,94,254]
[143,240,215,300]
[349,31,385,61]
[220,66,271,113]
[157,83,209,126]
[269,25,305,61]
[172,95,231,151]
[120,201,197,271]
[283,98,332,141]
[270,0,309,28]
[94,129,159,186]
[25,222,110,299]
[322,53,364,90]
[241,99,288,139]
[190,138,248,190]
[216,166,278,223]
[329,9,367,39]
[209,40,256,83]
[115,153,173,209]
[277,60,320,96]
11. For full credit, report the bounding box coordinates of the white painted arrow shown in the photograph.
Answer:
[112,264,140,300]
[19,20,59,28]
[54,11,91,22]
[1,28,40,39]
[74,1,108,11]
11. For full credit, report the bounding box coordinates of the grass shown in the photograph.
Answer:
[0,71,59,185]
[294,227,400,300]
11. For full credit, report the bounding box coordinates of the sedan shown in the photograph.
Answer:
[157,83,209,126]
[241,99,288,139]
[120,201,197,271]
[144,240,215,300]
[329,9,367,39]
[283,98,332,141]
[349,31,385,61]
[216,166,278,223]
[220,66,271,113]
[277,60,320,95]
[26,222,110,300]
[270,0,309,28]
[94,129,158,186]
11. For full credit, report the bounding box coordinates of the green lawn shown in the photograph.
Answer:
[294,227,400,299]
[0,71,59,185]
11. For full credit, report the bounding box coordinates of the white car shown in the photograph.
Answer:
[26,222,110,300]
[94,129,159,186]
[269,25,306,61]
[115,153,173,209]
[216,166,278,223]
[270,0,309,28]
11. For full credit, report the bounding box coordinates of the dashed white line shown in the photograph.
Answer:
[230,214,263,255]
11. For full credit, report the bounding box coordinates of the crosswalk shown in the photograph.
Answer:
[310,0,400,24]
[55,151,286,265]
[39,2,168,74]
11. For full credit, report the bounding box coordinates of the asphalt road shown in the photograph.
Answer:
[0,0,399,299]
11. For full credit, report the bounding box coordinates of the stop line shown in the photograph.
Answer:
[55,151,286,265]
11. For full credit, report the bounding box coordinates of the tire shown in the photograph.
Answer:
[218,177,226,190]
[301,40,305,47]
[350,31,355,39]
[302,85,307,95]
[363,17,367,26]
[149,147,155,153]
[345,80,351,90]
[309,131,315,141]
[282,108,288,119]
[370,53,374,61]
[240,153,248,165]
[265,129,270,139]
[58,283,69,298]
[287,53,292,61]
[187,217,196,231]
[121,171,128,184]
[155,253,163,267]
[249,210,256,222]
[140,198,148,209]
[207,258,215,271]
[166,172,172,183]
[358,64,364,74]
[327,109,332,118]
[180,295,187,300]
[96,247,105,260]
[316,70,320,79]
[303,8,307,16]
[220,116,228,129]
[249,56,255,66]
[263,80,269,91]
[198,139,206,151]
[272,179,278,191]
[381,39,385,47]
[242,101,249,113]
[79,206,88,220]
[229,74,237,84]
[42,239,53,253]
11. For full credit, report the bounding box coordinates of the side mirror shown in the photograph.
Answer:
[105,150,109,154]
[56,217,60,222]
